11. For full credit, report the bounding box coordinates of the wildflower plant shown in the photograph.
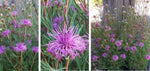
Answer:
[0,0,38,71]
[41,0,89,70]
[91,1,150,70]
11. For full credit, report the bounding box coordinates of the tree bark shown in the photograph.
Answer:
[102,0,135,21]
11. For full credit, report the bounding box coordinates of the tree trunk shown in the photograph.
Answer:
[102,0,135,21]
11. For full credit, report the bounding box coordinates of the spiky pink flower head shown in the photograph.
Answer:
[1,29,10,37]
[9,46,14,51]
[21,19,32,27]
[111,33,115,37]
[129,34,133,38]
[110,38,115,42]
[105,26,111,31]
[124,46,130,51]
[0,4,2,7]
[112,55,119,61]
[92,55,98,61]
[32,46,39,53]
[139,42,144,47]
[115,40,122,47]
[105,45,110,50]
[120,54,126,59]
[55,0,59,5]
[96,37,101,42]
[146,55,150,60]
[11,11,18,16]
[0,46,5,54]
[130,46,137,52]
[47,25,87,60]
[14,42,27,52]
[102,53,108,58]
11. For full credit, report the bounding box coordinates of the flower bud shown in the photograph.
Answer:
[11,4,15,8]
[1,18,5,23]
[7,7,11,11]
[22,9,25,12]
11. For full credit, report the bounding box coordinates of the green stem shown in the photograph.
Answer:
[5,52,17,70]
[30,53,37,71]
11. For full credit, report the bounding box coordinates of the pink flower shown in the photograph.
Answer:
[105,45,110,50]
[47,25,87,60]
[120,54,126,59]
[130,46,137,52]
[146,55,150,60]
[21,19,32,27]
[102,53,108,58]
[11,11,18,16]
[0,46,5,54]
[92,55,98,61]
[1,29,10,37]
[129,34,133,38]
[115,40,122,47]
[32,46,39,53]
[105,26,111,31]
[139,42,144,47]
[112,55,119,61]
[14,42,27,52]
[110,38,115,42]
[124,46,130,51]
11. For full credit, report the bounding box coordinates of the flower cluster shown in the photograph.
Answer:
[91,4,150,69]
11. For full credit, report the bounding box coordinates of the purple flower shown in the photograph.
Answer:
[102,53,108,58]
[142,36,146,40]
[120,54,126,59]
[105,18,108,22]
[11,11,18,16]
[96,37,101,42]
[146,55,150,60]
[55,0,59,5]
[105,45,110,50]
[53,17,59,24]
[79,4,84,10]
[0,46,5,54]
[110,38,115,42]
[47,25,87,60]
[32,46,39,53]
[9,46,14,51]
[124,46,130,51]
[1,29,10,37]
[112,55,119,61]
[111,33,115,37]
[26,40,32,44]
[105,26,111,31]
[139,42,144,47]
[130,46,137,52]
[115,40,122,47]
[129,34,133,38]
[94,41,99,48]
[21,19,32,27]
[47,0,52,6]
[92,55,98,61]
[0,4,2,7]
[71,6,77,11]
[27,33,31,37]
[53,16,64,28]
[14,42,27,52]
